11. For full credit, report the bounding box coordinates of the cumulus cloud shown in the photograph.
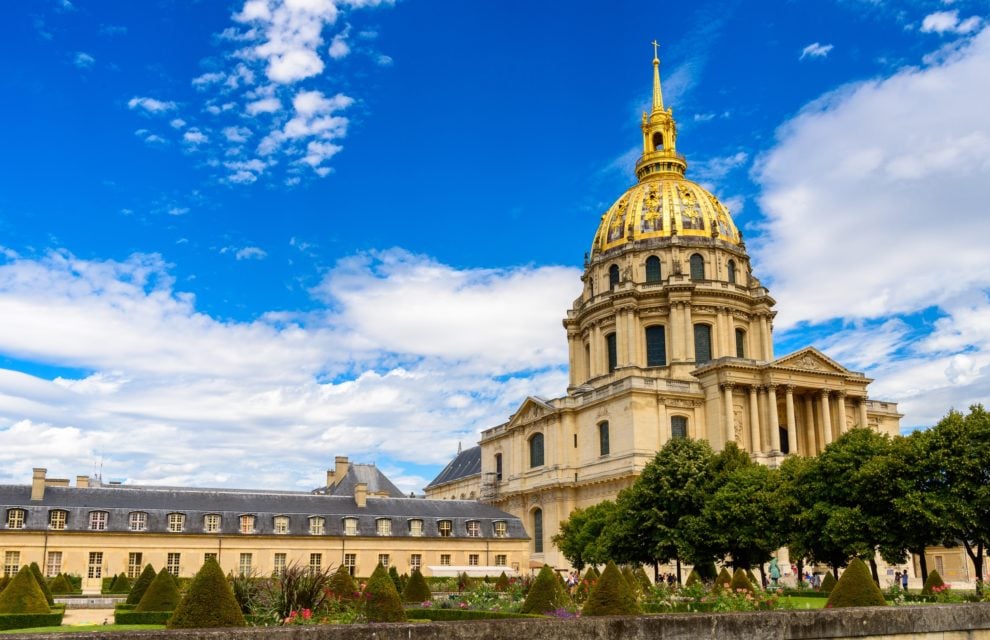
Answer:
[800,42,834,60]
[128,96,177,113]
[921,10,982,35]
[73,52,95,69]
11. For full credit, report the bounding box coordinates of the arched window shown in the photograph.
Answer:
[671,416,688,439]
[494,453,503,482]
[533,508,544,554]
[645,326,667,366]
[608,264,620,290]
[727,259,736,284]
[605,333,617,373]
[529,433,545,468]
[694,324,712,364]
[735,328,746,358]
[690,254,705,280]
[645,255,661,283]
[652,131,664,151]
[599,421,610,456]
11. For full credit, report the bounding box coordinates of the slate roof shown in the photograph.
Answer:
[317,463,405,498]
[425,445,481,489]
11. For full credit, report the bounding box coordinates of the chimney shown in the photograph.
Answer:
[354,482,367,508]
[333,456,349,487]
[31,468,47,501]
[76,475,90,488]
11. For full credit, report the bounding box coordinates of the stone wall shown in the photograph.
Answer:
[8,603,990,640]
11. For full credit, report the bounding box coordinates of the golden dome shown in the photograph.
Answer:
[591,177,742,255]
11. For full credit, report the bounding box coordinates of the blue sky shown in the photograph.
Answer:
[1,0,989,493]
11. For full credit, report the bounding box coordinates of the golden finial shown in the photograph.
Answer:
[651,40,664,113]
[652,40,660,61]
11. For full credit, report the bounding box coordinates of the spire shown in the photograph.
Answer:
[636,41,686,181]
[651,40,664,113]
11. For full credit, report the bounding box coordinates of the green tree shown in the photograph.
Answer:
[552,500,616,570]
[168,558,245,629]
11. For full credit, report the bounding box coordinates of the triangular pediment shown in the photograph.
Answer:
[772,347,851,375]
[508,396,556,427]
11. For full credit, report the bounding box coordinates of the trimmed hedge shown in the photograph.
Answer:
[583,560,640,617]
[136,569,180,612]
[0,612,64,631]
[826,558,886,608]
[114,610,174,625]
[494,571,510,592]
[402,569,432,603]
[127,565,157,605]
[168,558,245,629]
[821,572,837,594]
[730,568,754,593]
[365,564,406,622]
[520,565,566,615]
[407,608,543,621]
[922,569,945,595]
[0,566,51,614]
[48,574,75,595]
[715,568,732,590]
[28,563,55,606]
[328,564,359,600]
[684,569,702,587]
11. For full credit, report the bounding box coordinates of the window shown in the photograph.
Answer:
[735,328,746,358]
[238,553,252,577]
[645,255,661,283]
[6,508,25,529]
[204,553,218,564]
[273,553,287,577]
[88,551,103,579]
[608,264,620,290]
[129,512,147,531]
[3,551,19,577]
[127,553,142,578]
[493,521,507,538]
[344,553,357,576]
[274,516,289,534]
[466,521,480,537]
[652,131,664,151]
[410,554,422,571]
[343,517,358,536]
[167,513,185,533]
[46,551,62,577]
[440,554,451,566]
[309,553,321,575]
[495,554,507,567]
[529,433,545,468]
[694,324,712,364]
[408,519,423,537]
[49,510,66,530]
[494,453,503,482]
[605,332,617,373]
[599,421,610,456]
[376,518,392,536]
[167,553,181,576]
[438,520,452,537]
[239,515,255,534]
[469,554,479,566]
[309,516,325,535]
[689,253,705,280]
[378,554,390,568]
[87,511,108,531]
[727,259,736,284]
[533,508,544,554]
[204,514,221,533]
[646,326,667,366]
[671,416,688,439]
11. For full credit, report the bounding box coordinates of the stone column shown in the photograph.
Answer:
[767,384,781,452]
[784,385,797,456]
[749,385,761,454]
[590,324,601,378]
[670,303,684,361]
[836,391,848,436]
[683,304,694,361]
[858,399,869,430]
[820,390,833,446]
[616,309,629,368]
[567,331,579,387]
[759,314,771,360]
[628,310,641,367]
[803,395,816,456]
[722,383,735,447]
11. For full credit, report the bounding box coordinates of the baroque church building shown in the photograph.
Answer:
[426,50,903,570]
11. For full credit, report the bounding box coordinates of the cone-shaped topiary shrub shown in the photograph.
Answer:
[747,569,760,589]
[921,569,945,595]
[111,572,132,594]
[520,565,566,614]
[457,571,474,592]
[388,566,402,594]
[401,569,431,603]
[0,576,10,594]
[634,566,652,592]
[136,569,181,612]
[494,571,510,592]
[127,565,157,605]
[821,571,837,594]
[826,558,886,608]
[582,560,641,616]
[364,564,406,622]
[48,574,74,595]
[328,565,358,601]
[697,561,719,582]
[168,558,246,629]
[621,566,641,596]
[0,566,51,614]
[28,563,54,606]
[715,567,732,590]
[729,568,754,593]
[684,568,702,587]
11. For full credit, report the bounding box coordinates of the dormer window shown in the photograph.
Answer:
[239,514,255,534]
[437,520,452,537]
[167,513,185,533]
[493,521,507,538]
[274,516,289,535]
[343,517,358,536]
[6,509,25,530]
[408,519,423,537]
[204,514,221,533]
[128,512,148,532]
[89,511,108,531]
[376,518,392,536]
[466,521,480,537]
[309,516,325,536]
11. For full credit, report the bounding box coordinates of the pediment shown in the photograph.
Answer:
[772,347,850,375]
[508,396,556,427]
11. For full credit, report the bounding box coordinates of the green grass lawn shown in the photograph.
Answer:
[0,624,166,634]
[782,596,828,609]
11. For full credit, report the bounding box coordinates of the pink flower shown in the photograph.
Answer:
[302,609,312,620]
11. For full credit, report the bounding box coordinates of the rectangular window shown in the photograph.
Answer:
[309,517,325,535]
[343,553,356,576]
[3,551,20,577]
[343,518,358,536]
[606,333,617,373]
[735,328,746,358]
[309,553,322,574]
[671,415,688,439]
[376,519,392,536]
[46,551,62,577]
[468,554,479,566]
[693,324,712,364]
[204,553,218,564]
[495,554,507,567]
[439,554,451,566]
[238,553,252,576]
[127,552,142,579]
[49,510,66,530]
[438,520,452,537]
[410,554,422,571]
[274,516,289,534]
[88,551,103,579]
[646,326,667,366]
[240,515,255,534]
[493,521,507,538]
[273,553,287,577]
[378,553,390,568]
[599,421,610,456]
[167,513,185,533]
[495,453,503,481]
[129,512,147,531]
[6,509,25,529]
[167,553,181,577]
[466,521,480,537]
[204,514,221,533]
[408,519,423,537]
[89,511,108,531]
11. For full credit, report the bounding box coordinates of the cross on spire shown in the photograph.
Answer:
[652,40,660,60]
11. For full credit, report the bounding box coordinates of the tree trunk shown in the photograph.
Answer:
[758,564,767,589]
[797,558,805,587]
[831,564,839,581]
[868,556,879,585]
[676,558,682,585]
[918,545,928,584]
[963,540,985,597]
[653,560,659,584]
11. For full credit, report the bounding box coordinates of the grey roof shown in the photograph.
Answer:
[318,463,405,498]
[0,483,527,540]
[425,445,481,489]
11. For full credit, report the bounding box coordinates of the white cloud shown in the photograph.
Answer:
[246,97,282,115]
[183,129,209,144]
[192,71,226,88]
[800,42,834,60]
[692,151,748,182]
[127,96,177,114]
[223,126,253,143]
[236,246,267,260]
[375,54,393,66]
[73,52,95,69]
[329,33,350,59]
[257,90,353,173]
[170,118,187,129]
[167,207,189,216]
[921,10,982,34]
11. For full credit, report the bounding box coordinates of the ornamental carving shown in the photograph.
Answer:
[796,355,823,370]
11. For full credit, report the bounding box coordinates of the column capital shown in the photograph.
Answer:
[834,390,847,398]
[819,388,832,398]
[720,382,735,391]
[782,384,795,392]
[766,383,779,392]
